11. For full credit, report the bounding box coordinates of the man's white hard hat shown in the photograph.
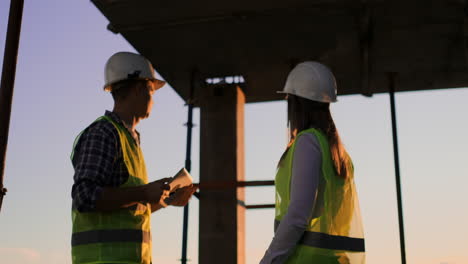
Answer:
[103,51,166,91]
[278,61,337,103]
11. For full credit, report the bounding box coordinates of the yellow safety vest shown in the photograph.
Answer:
[71,116,152,264]
[275,128,365,263]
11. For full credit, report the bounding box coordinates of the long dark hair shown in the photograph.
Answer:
[286,94,351,179]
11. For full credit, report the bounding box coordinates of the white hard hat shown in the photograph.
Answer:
[103,51,166,91]
[278,61,337,103]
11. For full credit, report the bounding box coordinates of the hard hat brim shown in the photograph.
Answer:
[151,79,166,91]
[276,90,338,102]
[103,78,166,92]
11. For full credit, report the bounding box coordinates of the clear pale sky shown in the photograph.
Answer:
[0,1,467,264]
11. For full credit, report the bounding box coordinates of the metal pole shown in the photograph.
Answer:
[181,71,196,264]
[0,0,25,214]
[388,73,407,264]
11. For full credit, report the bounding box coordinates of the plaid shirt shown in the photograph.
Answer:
[71,111,140,212]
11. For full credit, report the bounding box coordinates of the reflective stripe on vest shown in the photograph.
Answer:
[274,220,365,252]
[72,229,151,246]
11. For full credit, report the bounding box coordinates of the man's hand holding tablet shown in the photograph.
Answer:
[160,168,198,207]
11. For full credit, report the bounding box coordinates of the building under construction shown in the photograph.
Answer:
[1,0,468,263]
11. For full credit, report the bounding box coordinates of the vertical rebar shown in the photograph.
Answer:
[388,72,407,264]
[0,0,25,214]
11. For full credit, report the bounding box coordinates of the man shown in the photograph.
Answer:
[71,51,197,264]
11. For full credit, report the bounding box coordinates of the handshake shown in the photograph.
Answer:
[144,168,198,207]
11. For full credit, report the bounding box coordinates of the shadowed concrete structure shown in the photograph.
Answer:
[88,1,468,263]
[92,0,468,102]
[199,84,245,264]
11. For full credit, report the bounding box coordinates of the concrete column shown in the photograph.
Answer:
[199,84,245,264]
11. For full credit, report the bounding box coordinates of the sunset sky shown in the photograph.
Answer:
[0,1,467,264]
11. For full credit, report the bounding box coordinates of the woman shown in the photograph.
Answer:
[260,62,365,264]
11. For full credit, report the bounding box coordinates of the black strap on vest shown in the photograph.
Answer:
[274,220,365,252]
[72,229,151,246]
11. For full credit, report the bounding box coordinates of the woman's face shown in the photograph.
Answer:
[286,95,299,138]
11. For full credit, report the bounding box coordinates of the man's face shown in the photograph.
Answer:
[132,81,155,119]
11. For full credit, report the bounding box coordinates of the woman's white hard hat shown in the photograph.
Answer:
[278,61,337,103]
[103,51,166,91]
